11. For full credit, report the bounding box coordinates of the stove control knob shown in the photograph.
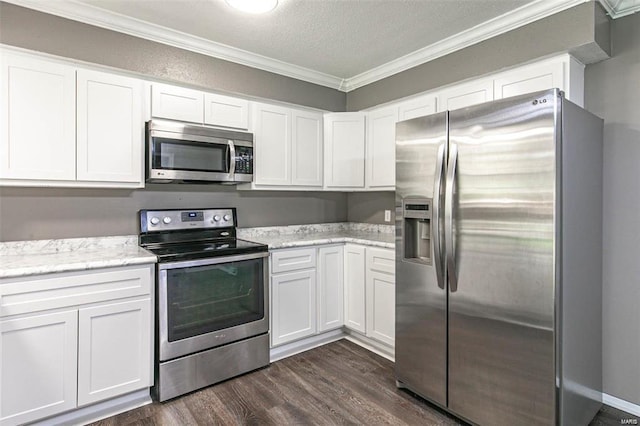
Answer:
[163,217,172,224]
[150,217,160,226]
[213,215,221,222]
[223,214,231,222]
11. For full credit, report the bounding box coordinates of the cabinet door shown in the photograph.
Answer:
[324,112,365,188]
[271,270,316,346]
[1,311,78,426]
[77,69,143,184]
[291,110,323,187]
[317,246,344,332]
[0,52,76,181]
[366,270,395,346]
[494,60,564,101]
[151,83,203,123]
[344,244,366,334]
[253,103,291,185]
[398,95,437,121]
[366,107,398,189]
[204,93,249,129]
[437,78,494,112]
[77,298,152,406]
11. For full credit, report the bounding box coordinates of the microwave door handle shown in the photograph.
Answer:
[228,140,236,175]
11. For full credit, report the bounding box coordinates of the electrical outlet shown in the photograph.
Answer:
[384,210,391,222]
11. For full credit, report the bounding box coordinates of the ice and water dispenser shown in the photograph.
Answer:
[402,198,432,265]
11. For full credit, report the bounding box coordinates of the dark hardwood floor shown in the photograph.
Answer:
[90,340,637,426]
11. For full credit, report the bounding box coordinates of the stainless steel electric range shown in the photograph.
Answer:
[139,208,269,402]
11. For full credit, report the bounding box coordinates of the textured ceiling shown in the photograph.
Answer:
[76,0,536,79]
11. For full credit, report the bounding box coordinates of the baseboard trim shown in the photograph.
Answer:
[344,331,395,362]
[603,393,640,417]
[31,389,152,426]
[270,329,345,362]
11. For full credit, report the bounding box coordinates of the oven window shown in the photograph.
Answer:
[166,258,264,341]
[152,138,228,173]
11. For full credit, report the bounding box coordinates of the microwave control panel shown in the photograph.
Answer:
[234,146,253,175]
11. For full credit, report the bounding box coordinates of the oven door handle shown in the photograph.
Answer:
[158,251,268,270]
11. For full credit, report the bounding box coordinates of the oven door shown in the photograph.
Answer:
[157,251,269,361]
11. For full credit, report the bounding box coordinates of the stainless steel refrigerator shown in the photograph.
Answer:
[395,88,603,426]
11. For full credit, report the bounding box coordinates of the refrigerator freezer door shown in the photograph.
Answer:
[447,89,559,425]
[395,112,447,407]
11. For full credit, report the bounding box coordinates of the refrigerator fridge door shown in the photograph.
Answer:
[446,89,559,425]
[395,112,447,407]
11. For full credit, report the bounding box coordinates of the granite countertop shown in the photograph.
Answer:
[237,223,396,250]
[0,236,157,280]
[0,223,393,279]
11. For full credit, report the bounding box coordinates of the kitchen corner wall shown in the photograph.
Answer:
[584,12,640,407]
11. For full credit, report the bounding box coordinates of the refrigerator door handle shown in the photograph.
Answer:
[445,143,458,292]
[433,143,446,290]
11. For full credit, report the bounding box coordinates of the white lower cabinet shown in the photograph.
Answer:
[344,245,396,347]
[77,299,152,406]
[366,270,395,346]
[1,311,78,426]
[0,265,154,425]
[271,269,317,346]
[317,246,344,332]
[343,244,366,334]
[269,244,396,350]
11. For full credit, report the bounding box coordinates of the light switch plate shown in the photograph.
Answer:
[384,210,391,222]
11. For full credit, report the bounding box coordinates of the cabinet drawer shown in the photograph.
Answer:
[271,248,316,274]
[366,247,395,275]
[0,265,153,317]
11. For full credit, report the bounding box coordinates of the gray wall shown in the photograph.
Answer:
[0,2,346,112]
[347,192,395,225]
[584,12,640,406]
[0,186,347,241]
[347,1,609,111]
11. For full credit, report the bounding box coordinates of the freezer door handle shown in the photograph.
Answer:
[433,143,446,290]
[445,143,458,292]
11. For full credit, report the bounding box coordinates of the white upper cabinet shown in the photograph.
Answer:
[151,83,204,123]
[0,51,144,187]
[291,110,323,187]
[366,107,398,190]
[253,102,291,185]
[151,83,251,129]
[398,95,437,121]
[437,77,494,112]
[204,93,249,129]
[77,69,143,184]
[493,54,584,106]
[324,112,366,189]
[0,52,76,181]
[251,103,323,188]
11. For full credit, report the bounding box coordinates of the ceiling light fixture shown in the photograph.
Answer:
[225,0,278,14]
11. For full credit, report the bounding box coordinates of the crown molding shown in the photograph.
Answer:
[598,0,640,18]
[341,0,587,91]
[3,0,346,91]
[5,0,621,93]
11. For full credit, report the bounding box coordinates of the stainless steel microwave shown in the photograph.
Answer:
[146,120,253,184]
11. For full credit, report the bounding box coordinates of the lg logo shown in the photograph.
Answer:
[532,98,548,105]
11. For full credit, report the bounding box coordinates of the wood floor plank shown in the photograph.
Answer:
[88,340,635,426]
